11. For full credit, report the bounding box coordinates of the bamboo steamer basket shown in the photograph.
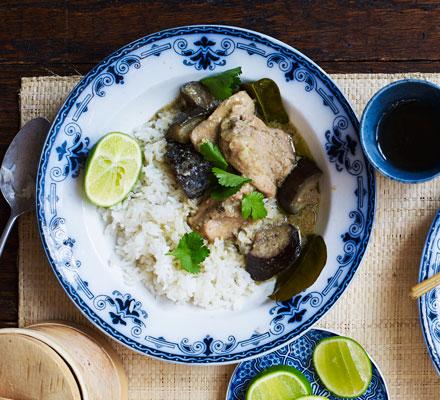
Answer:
[27,321,128,400]
[0,322,128,400]
[0,332,82,400]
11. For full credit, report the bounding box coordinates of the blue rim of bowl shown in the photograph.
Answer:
[359,78,440,184]
[418,207,440,376]
[36,25,377,363]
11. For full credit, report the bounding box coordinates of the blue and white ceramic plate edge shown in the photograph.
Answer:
[36,25,376,364]
[226,328,389,400]
[418,208,440,375]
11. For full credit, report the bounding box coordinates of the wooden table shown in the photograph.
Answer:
[1,0,440,328]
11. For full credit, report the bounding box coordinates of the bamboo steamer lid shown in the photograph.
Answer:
[0,332,81,400]
[0,323,127,400]
[27,321,128,400]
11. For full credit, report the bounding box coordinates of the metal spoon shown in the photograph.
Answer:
[0,117,50,257]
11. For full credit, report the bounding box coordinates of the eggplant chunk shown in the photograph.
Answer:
[246,224,301,281]
[167,108,209,144]
[270,234,327,301]
[180,81,219,111]
[277,157,322,215]
[165,142,211,199]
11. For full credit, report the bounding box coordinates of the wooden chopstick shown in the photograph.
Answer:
[410,271,440,299]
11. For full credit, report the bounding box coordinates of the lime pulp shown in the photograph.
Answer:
[245,365,312,400]
[312,336,372,398]
[84,132,142,207]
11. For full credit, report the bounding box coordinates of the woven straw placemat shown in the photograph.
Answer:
[18,73,440,399]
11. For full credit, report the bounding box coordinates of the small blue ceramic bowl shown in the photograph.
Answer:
[360,79,440,183]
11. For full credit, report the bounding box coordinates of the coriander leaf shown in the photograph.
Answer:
[169,248,193,272]
[200,67,242,101]
[242,191,267,220]
[208,171,242,200]
[210,184,242,200]
[200,142,228,170]
[241,195,252,219]
[185,232,210,264]
[212,167,251,187]
[166,232,210,274]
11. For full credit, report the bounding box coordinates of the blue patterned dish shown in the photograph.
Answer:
[36,25,376,364]
[419,208,440,375]
[226,328,389,399]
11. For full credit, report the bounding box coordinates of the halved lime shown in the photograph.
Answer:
[296,396,329,400]
[84,132,142,207]
[312,336,372,398]
[246,365,312,400]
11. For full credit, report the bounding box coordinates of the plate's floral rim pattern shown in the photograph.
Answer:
[36,25,376,363]
[227,328,389,400]
[419,208,440,375]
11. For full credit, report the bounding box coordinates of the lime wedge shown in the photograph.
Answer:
[296,396,329,400]
[246,365,312,400]
[84,132,142,207]
[312,336,372,398]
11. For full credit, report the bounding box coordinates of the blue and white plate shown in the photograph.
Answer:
[227,328,389,399]
[36,25,376,364]
[419,208,440,375]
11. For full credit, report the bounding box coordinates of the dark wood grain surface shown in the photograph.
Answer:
[1,0,440,328]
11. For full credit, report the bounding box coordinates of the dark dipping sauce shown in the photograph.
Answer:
[377,99,440,172]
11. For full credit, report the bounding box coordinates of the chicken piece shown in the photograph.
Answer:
[190,91,255,151]
[188,183,253,241]
[219,115,295,198]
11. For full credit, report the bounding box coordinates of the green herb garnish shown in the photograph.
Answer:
[200,143,247,200]
[212,167,251,187]
[166,232,210,274]
[200,142,263,213]
[200,67,242,100]
[210,185,242,201]
[200,142,229,170]
[242,191,268,220]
